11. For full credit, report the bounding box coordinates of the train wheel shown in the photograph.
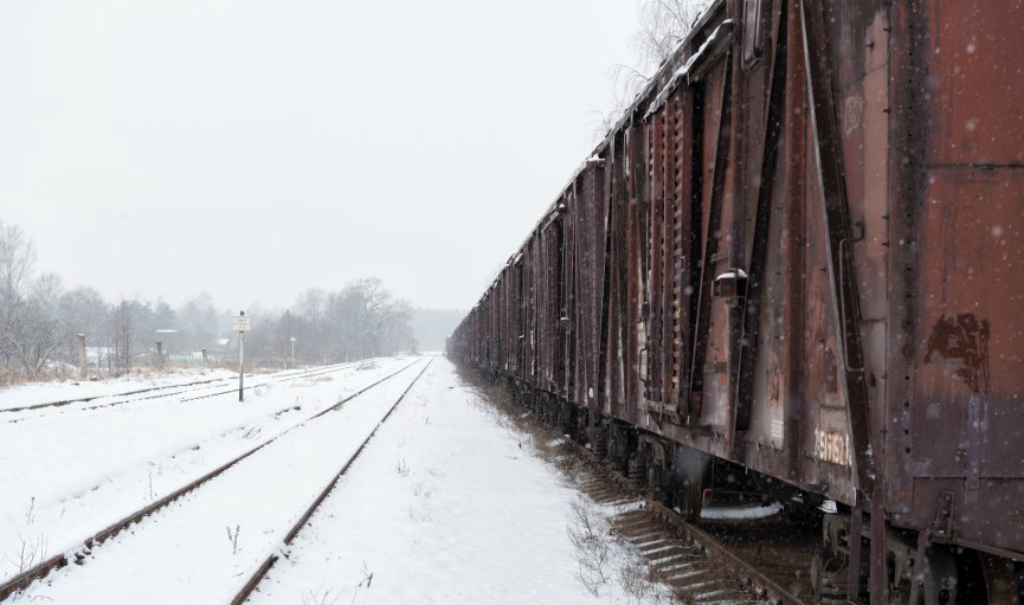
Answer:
[673,447,709,523]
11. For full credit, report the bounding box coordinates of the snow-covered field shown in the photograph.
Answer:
[4,357,667,604]
[0,357,414,587]
[0,367,240,412]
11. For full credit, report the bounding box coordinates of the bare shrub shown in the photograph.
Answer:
[395,459,410,476]
[357,562,373,588]
[566,496,612,596]
[225,525,241,555]
[4,533,47,574]
[301,586,338,605]
[619,553,670,604]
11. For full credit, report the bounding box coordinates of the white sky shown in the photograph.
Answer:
[0,1,639,312]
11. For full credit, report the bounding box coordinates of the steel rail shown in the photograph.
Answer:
[0,376,230,414]
[0,358,425,603]
[230,358,434,604]
[566,440,807,605]
[0,362,359,423]
[179,361,362,403]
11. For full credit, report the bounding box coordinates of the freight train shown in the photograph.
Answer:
[447,1,1024,603]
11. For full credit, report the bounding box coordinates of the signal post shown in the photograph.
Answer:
[233,311,252,401]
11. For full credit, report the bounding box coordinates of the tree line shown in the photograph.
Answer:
[0,220,412,384]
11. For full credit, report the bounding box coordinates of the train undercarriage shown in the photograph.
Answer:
[496,373,1024,605]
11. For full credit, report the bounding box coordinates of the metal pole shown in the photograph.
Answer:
[239,331,245,402]
[290,337,296,369]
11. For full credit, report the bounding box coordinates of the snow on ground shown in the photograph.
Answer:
[14,358,432,604]
[0,357,414,585]
[0,363,352,422]
[5,358,669,603]
[0,367,238,411]
[250,358,667,605]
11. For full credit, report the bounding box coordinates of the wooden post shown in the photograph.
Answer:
[77,334,87,379]
[156,341,164,370]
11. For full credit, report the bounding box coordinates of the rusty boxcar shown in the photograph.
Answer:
[448,1,1024,603]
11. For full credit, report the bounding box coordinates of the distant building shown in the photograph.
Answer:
[167,352,207,365]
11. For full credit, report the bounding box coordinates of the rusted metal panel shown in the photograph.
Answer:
[647,110,667,404]
[579,163,606,416]
[605,132,631,421]
[562,190,577,400]
[734,0,786,444]
[906,169,1024,551]
[801,0,878,500]
[740,0,798,477]
[620,127,641,425]
[929,0,1024,168]
[883,0,1024,556]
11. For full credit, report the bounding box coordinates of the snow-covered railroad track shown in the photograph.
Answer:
[563,443,807,605]
[0,375,231,414]
[0,358,429,604]
[178,362,358,403]
[0,362,356,424]
[230,359,433,605]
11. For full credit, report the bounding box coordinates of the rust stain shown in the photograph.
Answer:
[843,95,863,135]
[923,313,991,394]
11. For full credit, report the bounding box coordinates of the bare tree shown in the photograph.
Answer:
[633,0,711,72]
[294,288,329,362]
[59,286,110,370]
[0,220,415,378]
[308,278,414,362]
[10,273,70,377]
[178,293,219,353]
[380,298,413,355]
[591,1,710,143]
[0,222,37,374]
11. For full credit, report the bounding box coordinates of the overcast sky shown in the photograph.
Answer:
[0,1,639,313]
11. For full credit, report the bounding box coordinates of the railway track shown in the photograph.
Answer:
[0,361,360,423]
[179,361,360,403]
[465,370,813,605]
[0,357,430,603]
[563,443,809,605]
[230,358,433,604]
